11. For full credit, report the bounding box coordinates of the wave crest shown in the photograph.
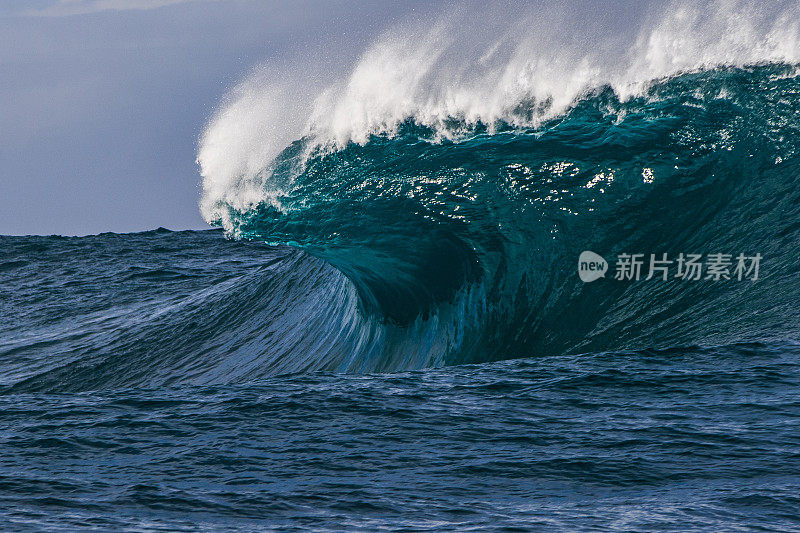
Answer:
[198,0,800,228]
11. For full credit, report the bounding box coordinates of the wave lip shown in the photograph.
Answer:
[198,0,800,229]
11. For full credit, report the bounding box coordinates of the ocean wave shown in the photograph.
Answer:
[195,61,800,375]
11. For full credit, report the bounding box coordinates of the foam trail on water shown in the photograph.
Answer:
[198,0,800,229]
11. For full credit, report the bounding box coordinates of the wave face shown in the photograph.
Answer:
[187,63,800,378]
[186,0,800,379]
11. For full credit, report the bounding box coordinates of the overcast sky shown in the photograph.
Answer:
[0,0,439,235]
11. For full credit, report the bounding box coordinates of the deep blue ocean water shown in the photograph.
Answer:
[2,65,800,530]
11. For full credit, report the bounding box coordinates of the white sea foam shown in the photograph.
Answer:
[197,0,800,227]
[197,67,315,227]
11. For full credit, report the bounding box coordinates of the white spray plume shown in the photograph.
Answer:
[198,0,800,228]
[197,67,315,227]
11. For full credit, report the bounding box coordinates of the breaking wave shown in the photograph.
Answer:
[187,0,800,376]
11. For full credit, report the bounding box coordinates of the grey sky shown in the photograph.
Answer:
[0,0,439,235]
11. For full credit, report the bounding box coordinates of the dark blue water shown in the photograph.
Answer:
[2,65,800,530]
[2,339,800,531]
